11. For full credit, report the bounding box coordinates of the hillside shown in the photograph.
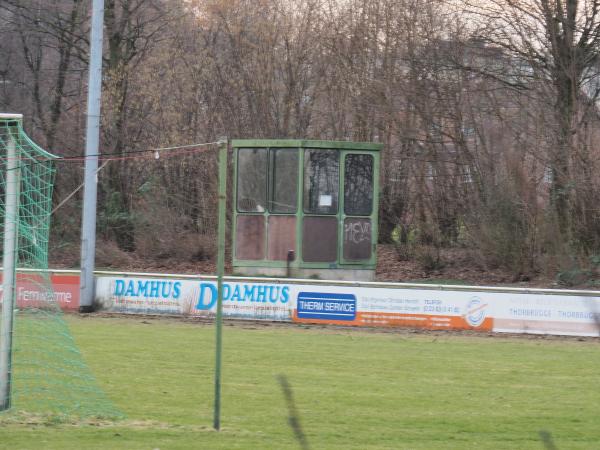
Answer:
[50,243,571,289]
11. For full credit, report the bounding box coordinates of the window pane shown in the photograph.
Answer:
[235,215,265,260]
[270,149,298,213]
[343,218,372,260]
[344,154,373,216]
[267,215,296,260]
[303,150,339,214]
[302,216,338,262]
[237,148,267,212]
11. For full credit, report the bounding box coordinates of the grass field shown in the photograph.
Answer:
[1,315,600,449]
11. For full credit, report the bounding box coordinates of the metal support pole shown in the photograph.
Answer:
[213,137,228,430]
[0,131,20,411]
[79,0,105,313]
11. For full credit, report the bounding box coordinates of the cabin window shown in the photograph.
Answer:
[237,148,267,212]
[303,149,339,215]
[344,154,373,216]
[269,148,298,213]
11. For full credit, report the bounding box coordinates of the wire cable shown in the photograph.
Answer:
[57,140,221,162]
[0,140,221,164]
[48,141,220,215]
[50,160,110,215]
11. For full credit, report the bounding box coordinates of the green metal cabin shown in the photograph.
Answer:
[232,139,382,281]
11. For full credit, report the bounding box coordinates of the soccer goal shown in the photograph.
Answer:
[0,114,120,419]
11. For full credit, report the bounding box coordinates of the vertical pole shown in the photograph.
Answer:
[0,130,20,411]
[213,137,228,430]
[79,0,105,312]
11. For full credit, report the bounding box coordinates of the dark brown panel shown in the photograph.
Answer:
[235,215,265,260]
[302,216,338,262]
[267,216,296,260]
[343,218,372,260]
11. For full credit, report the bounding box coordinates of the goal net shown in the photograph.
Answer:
[0,114,121,419]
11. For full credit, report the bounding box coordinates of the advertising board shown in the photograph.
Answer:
[1,268,598,337]
[292,286,494,331]
[0,272,80,311]
[291,285,600,336]
[94,275,600,337]
[95,277,293,321]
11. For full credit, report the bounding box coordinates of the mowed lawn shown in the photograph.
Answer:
[1,316,600,449]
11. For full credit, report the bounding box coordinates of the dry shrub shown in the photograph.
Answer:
[132,197,216,263]
[137,231,216,262]
[180,293,198,316]
[464,176,539,279]
[415,244,444,273]
[538,212,600,286]
[95,239,138,268]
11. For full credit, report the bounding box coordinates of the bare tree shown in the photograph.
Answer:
[465,0,600,251]
[0,0,88,149]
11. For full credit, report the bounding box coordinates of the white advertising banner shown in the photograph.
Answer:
[95,277,293,321]
[95,275,600,337]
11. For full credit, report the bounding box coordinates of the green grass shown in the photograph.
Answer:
[1,316,600,449]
